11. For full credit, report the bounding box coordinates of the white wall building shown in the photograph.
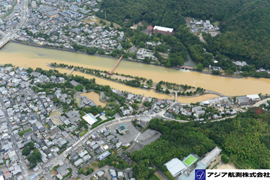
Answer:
[165,158,187,177]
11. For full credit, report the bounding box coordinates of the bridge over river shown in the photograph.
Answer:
[0,36,11,49]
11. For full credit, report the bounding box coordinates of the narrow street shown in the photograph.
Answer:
[0,97,29,178]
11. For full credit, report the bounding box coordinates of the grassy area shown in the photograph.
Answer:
[154,172,164,180]
[75,94,82,106]
[150,174,161,180]
[213,21,221,26]
[91,118,115,129]
[83,16,121,28]
[235,160,252,169]
[49,111,59,117]
[50,169,58,176]
[75,85,84,91]
[80,130,88,137]
[18,128,32,136]
[183,155,197,166]
[86,161,99,170]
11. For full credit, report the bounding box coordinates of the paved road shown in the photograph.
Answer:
[210,115,237,122]
[0,0,28,48]
[80,165,132,180]
[4,98,249,179]
[253,98,270,107]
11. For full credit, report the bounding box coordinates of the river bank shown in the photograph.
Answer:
[11,40,248,80]
[11,40,177,69]
[1,42,270,97]
[49,64,226,99]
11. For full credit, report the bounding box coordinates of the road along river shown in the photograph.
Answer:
[1,42,270,103]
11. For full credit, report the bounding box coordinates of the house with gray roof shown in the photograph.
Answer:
[236,96,249,106]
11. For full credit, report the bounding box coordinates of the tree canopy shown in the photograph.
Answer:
[131,109,270,180]
[98,0,270,71]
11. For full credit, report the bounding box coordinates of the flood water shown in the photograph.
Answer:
[80,92,107,107]
[1,42,270,103]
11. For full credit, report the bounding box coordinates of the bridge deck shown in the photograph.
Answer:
[108,56,123,74]
[0,38,10,49]
[68,67,75,75]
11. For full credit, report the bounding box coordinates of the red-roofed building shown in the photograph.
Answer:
[147,26,153,33]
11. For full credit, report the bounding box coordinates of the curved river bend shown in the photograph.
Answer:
[1,43,270,103]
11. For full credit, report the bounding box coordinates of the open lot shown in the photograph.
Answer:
[218,162,238,169]
[128,142,144,153]
[136,129,161,146]
[50,111,62,125]
[83,16,121,28]
[107,121,140,144]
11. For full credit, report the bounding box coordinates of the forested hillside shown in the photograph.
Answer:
[204,0,270,69]
[97,0,270,69]
[97,0,249,28]
[131,110,270,179]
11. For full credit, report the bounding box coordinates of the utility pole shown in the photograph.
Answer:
[105,11,106,20]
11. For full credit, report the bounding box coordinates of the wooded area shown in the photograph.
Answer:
[131,109,270,179]
[97,0,270,71]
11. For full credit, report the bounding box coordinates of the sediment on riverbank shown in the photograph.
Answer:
[2,42,269,97]
[10,40,246,80]
[49,64,225,99]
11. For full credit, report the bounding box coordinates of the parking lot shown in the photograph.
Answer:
[128,142,144,153]
[107,121,140,144]
[136,129,162,146]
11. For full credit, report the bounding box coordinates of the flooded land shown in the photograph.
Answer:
[1,43,270,103]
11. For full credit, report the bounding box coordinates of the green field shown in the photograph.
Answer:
[75,85,83,91]
[184,155,197,166]
[149,174,160,180]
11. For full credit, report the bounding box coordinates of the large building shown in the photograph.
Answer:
[165,158,187,177]
[31,1,37,8]
[46,11,59,18]
[200,146,222,166]
[179,147,222,180]
[83,113,98,125]
[236,96,249,106]
[117,124,129,134]
[97,151,111,161]
[153,26,174,35]
[246,94,261,103]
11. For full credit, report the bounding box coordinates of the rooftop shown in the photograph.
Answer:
[83,113,98,125]
[165,158,187,177]
[153,26,173,32]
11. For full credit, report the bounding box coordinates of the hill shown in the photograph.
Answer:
[97,0,270,70]
[131,110,270,179]
[204,0,270,69]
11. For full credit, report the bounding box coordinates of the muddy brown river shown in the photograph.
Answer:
[1,42,270,103]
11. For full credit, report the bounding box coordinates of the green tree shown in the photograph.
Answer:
[28,142,35,150]
[87,47,97,55]
[197,63,203,71]
[22,147,30,156]
[229,154,237,163]
[131,103,139,110]
[111,49,119,57]
[165,61,171,67]
[212,70,221,75]
[144,57,151,64]
[221,154,229,164]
